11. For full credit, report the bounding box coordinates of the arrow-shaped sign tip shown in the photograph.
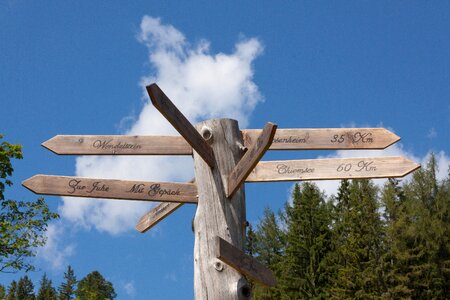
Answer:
[22,175,43,194]
[401,158,421,177]
[41,136,59,154]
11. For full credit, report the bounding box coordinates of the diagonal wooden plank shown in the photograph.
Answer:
[227,122,277,198]
[215,236,277,287]
[135,202,184,233]
[42,135,192,155]
[246,156,420,182]
[146,83,215,167]
[243,128,400,150]
[22,175,198,203]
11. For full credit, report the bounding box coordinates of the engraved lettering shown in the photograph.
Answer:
[92,140,142,151]
[148,184,181,197]
[154,204,169,216]
[355,160,376,172]
[351,132,373,144]
[276,164,314,175]
[273,133,309,144]
[127,184,145,193]
[67,179,86,194]
[87,181,110,193]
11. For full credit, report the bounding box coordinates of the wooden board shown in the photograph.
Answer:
[146,83,215,167]
[215,236,277,287]
[135,202,184,233]
[22,175,198,203]
[243,128,400,150]
[227,122,277,198]
[246,156,420,182]
[42,135,192,155]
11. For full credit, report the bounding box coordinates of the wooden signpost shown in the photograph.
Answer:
[23,83,420,300]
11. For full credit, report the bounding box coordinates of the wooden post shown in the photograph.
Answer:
[193,119,250,300]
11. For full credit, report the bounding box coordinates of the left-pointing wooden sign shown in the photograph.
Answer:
[22,175,198,203]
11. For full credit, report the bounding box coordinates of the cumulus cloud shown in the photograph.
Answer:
[36,224,76,270]
[58,16,263,235]
[123,281,136,297]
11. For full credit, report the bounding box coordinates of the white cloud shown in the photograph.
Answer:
[123,281,136,297]
[58,16,263,235]
[36,223,76,270]
[427,127,437,139]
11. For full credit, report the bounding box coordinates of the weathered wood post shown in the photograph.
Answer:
[193,119,250,299]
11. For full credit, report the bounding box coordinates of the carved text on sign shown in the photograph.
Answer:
[127,183,181,197]
[68,179,110,194]
[273,133,309,144]
[330,131,374,144]
[92,139,142,151]
[276,164,314,175]
[336,160,377,172]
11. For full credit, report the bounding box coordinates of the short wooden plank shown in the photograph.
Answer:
[227,122,277,198]
[146,83,215,167]
[246,156,420,182]
[215,236,277,287]
[42,135,192,155]
[135,202,184,233]
[22,175,198,203]
[242,128,400,150]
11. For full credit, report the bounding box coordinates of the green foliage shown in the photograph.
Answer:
[37,273,57,300]
[58,265,77,300]
[17,275,35,300]
[0,284,6,299]
[6,280,17,300]
[75,271,116,300]
[0,134,59,272]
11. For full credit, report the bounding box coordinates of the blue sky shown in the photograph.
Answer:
[1,1,449,299]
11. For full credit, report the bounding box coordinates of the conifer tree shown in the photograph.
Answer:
[17,275,35,300]
[37,273,57,300]
[6,280,17,300]
[280,182,332,299]
[75,271,116,300]
[58,265,77,300]
[0,284,6,299]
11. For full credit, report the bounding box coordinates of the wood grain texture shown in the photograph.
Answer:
[146,83,215,167]
[246,156,420,182]
[193,119,251,300]
[135,202,184,233]
[243,128,400,150]
[42,135,192,155]
[216,236,277,287]
[227,122,277,198]
[22,175,198,203]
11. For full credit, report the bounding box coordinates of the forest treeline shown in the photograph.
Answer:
[0,266,116,300]
[247,154,449,299]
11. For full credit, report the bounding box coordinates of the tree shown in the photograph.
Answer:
[279,182,332,299]
[17,275,35,300]
[0,284,6,299]
[6,280,17,300]
[75,271,116,300]
[58,265,77,300]
[37,273,57,300]
[0,134,59,272]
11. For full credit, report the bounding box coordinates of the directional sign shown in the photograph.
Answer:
[215,236,277,287]
[146,83,215,167]
[22,175,198,203]
[246,156,420,182]
[227,122,277,198]
[243,128,400,150]
[42,135,193,155]
[136,202,184,233]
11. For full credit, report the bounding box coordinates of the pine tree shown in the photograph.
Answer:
[0,284,6,299]
[37,273,57,300]
[280,182,332,299]
[58,265,77,300]
[17,275,35,300]
[328,179,385,299]
[75,271,116,300]
[6,280,17,300]
[252,207,285,299]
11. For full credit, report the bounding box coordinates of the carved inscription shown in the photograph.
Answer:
[68,179,110,194]
[330,132,374,144]
[126,183,181,198]
[336,160,377,172]
[273,133,309,144]
[92,140,142,151]
[276,164,314,175]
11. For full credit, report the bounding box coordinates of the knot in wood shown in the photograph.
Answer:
[201,126,213,144]
[214,261,224,272]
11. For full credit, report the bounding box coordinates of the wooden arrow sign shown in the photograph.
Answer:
[22,175,198,203]
[215,236,277,287]
[246,156,420,182]
[42,135,193,155]
[227,122,277,198]
[243,128,400,150]
[147,83,215,168]
[136,202,184,233]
